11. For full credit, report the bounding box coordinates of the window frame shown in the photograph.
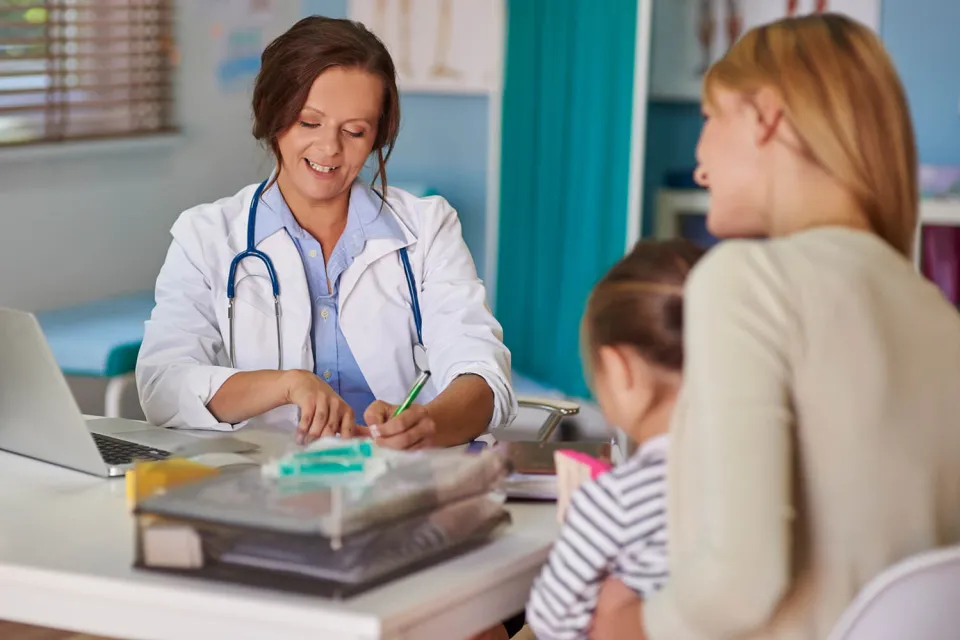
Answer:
[0,0,178,149]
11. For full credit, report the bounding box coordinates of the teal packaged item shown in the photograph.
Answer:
[294,440,374,460]
[262,437,384,481]
[272,459,367,478]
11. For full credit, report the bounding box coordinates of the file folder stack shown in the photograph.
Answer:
[132,445,512,597]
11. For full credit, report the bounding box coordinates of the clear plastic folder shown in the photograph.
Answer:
[133,446,512,597]
[135,446,509,539]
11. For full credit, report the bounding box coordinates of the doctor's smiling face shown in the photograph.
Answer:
[275,67,383,206]
[252,16,400,215]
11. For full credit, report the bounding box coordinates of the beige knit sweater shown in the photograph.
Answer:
[643,228,960,639]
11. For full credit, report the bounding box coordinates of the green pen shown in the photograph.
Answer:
[393,370,432,417]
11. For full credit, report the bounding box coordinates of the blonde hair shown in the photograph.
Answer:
[704,13,918,258]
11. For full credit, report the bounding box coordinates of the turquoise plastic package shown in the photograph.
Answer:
[262,437,387,482]
[270,458,367,478]
[295,439,374,460]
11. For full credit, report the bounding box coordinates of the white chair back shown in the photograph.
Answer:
[828,545,960,640]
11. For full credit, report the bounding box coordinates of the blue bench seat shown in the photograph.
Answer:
[35,291,156,417]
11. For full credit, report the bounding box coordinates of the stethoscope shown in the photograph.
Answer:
[226,179,425,373]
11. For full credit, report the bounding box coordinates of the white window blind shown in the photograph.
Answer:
[0,0,175,147]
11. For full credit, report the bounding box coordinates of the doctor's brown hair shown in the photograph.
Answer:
[252,16,400,195]
[704,13,918,258]
[581,239,706,380]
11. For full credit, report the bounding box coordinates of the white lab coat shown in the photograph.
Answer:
[136,181,516,433]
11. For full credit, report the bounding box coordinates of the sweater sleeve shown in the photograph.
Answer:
[643,242,795,639]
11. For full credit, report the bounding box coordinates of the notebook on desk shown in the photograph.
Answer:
[502,440,613,475]
[499,441,613,501]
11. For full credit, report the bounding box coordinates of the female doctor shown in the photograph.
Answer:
[136,16,516,449]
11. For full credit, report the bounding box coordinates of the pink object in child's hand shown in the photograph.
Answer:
[556,449,612,479]
[553,450,614,523]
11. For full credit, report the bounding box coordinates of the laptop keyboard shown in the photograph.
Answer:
[92,432,171,466]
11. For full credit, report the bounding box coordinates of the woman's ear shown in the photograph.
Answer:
[752,86,785,147]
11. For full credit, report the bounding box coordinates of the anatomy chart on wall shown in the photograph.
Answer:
[202,0,277,93]
[347,0,504,94]
[650,0,881,101]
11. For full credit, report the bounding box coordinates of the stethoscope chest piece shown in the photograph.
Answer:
[413,343,429,375]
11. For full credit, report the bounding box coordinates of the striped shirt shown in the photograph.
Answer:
[526,434,669,640]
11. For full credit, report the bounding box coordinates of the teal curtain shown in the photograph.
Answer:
[496,0,639,398]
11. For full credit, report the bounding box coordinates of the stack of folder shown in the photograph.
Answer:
[131,446,512,598]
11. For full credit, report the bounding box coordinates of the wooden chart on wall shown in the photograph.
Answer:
[347,0,504,95]
[650,0,882,102]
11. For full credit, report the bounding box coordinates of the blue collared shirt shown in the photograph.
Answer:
[254,181,404,423]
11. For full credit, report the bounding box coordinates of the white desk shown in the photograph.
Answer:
[0,430,558,640]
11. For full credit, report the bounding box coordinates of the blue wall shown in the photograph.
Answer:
[641,0,960,236]
[300,0,491,276]
[881,1,960,166]
[387,93,490,275]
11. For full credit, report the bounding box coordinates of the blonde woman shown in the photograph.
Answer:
[591,13,960,640]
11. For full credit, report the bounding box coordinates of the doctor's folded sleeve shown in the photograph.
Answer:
[179,365,249,431]
[414,197,517,430]
[142,362,248,432]
[422,311,515,431]
[447,363,513,431]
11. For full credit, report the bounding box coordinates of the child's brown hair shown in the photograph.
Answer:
[581,239,706,379]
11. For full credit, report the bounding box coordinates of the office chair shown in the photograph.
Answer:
[827,544,960,640]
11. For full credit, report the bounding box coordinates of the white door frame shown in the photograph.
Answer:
[625,0,653,250]
[483,1,506,307]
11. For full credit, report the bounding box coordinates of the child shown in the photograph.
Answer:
[523,238,705,640]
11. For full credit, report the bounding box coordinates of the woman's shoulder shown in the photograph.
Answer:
[690,228,906,290]
[683,239,803,343]
[169,182,259,245]
[688,239,792,299]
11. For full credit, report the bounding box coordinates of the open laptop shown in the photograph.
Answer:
[0,307,256,478]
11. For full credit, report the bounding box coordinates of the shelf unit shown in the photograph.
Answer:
[918,198,960,226]
[654,188,960,269]
[654,189,711,241]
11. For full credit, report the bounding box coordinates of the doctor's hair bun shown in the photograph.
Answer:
[581,238,705,375]
[252,16,401,195]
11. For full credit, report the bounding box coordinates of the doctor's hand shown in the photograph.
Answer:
[283,370,356,445]
[360,401,436,450]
